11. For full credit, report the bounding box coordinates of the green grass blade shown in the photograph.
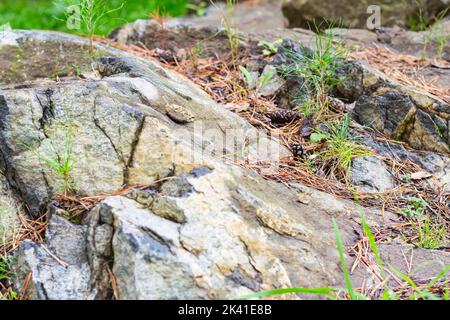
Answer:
[424,264,450,289]
[332,218,357,300]
[360,214,385,279]
[389,264,425,300]
[237,287,338,300]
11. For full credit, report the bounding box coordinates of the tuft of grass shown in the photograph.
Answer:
[406,4,428,32]
[312,114,371,180]
[332,218,360,300]
[411,215,446,249]
[188,42,203,70]
[279,30,348,120]
[0,256,11,281]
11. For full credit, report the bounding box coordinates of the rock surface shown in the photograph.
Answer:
[2,30,428,301]
[14,165,401,299]
[0,30,285,216]
[282,0,449,29]
[2,6,450,300]
[351,156,395,193]
[111,0,287,46]
[330,21,450,62]
[360,135,450,191]
[13,215,108,300]
[0,172,19,241]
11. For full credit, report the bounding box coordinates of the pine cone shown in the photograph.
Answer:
[266,107,299,124]
[155,49,178,64]
[290,142,304,158]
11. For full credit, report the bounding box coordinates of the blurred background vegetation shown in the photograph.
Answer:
[0,0,190,35]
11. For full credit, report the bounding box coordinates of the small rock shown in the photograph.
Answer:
[351,156,395,193]
[125,189,155,208]
[166,104,196,124]
[151,196,186,224]
[160,174,194,197]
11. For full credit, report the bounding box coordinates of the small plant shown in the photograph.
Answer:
[295,98,322,117]
[0,22,11,34]
[50,64,83,79]
[411,215,446,249]
[302,155,318,174]
[311,115,371,180]
[188,42,203,70]
[239,65,255,90]
[56,0,125,55]
[406,4,428,32]
[401,197,446,249]
[148,3,171,26]
[222,0,239,67]
[258,39,283,57]
[239,65,274,96]
[402,196,427,217]
[0,255,18,301]
[0,256,12,281]
[25,131,76,196]
[258,69,275,90]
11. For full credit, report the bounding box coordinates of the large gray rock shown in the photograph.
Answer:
[4,27,450,300]
[333,60,450,154]
[14,167,450,300]
[0,30,285,216]
[14,164,403,300]
[282,0,449,29]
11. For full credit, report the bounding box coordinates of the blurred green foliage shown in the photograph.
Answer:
[0,0,188,35]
